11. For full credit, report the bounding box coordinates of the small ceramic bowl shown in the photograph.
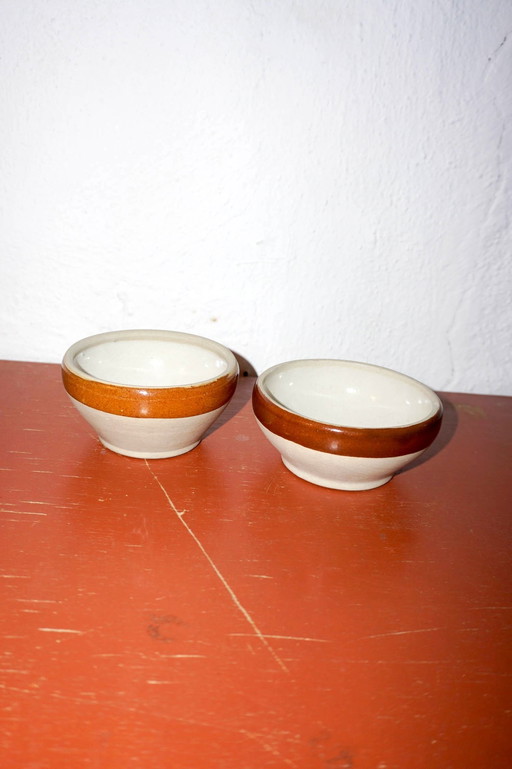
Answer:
[62,329,239,458]
[252,360,443,490]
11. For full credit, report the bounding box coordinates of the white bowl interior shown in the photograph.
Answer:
[75,339,229,386]
[263,361,439,429]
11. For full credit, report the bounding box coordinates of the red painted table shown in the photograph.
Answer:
[1,360,511,768]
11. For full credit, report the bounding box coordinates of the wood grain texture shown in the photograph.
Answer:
[1,361,511,768]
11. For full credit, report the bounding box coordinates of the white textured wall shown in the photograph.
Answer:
[1,0,511,394]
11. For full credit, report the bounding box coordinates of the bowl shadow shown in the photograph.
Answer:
[397,393,459,474]
[233,351,258,378]
[203,350,258,438]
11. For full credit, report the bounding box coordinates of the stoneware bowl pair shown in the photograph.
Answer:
[62,330,443,491]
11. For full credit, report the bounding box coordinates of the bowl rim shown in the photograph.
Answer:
[62,329,238,386]
[253,359,443,458]
[62,329,239,419]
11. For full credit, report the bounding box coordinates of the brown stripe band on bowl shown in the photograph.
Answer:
[62,365,238,419]
[252,383,443,458]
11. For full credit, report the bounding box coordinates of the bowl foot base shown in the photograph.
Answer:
[99,439,201,459]
[281,458,393,491]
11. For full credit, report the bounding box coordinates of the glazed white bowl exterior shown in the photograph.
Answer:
[253,359,443,491]
[71,397,226,458]
[62,330,238,458]
[257,422,423,491]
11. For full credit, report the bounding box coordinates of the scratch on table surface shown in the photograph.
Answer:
[156,654,206,659]
[93,695,301,767]
[0,574,30,579]
[344,659,453,664]
[0,683,38,695]
[230,633,331,643]
[247,574,273,579]
[364,627,443,639]
[0,510,48,516]
[1,669,30,675]
[14,599,60,604]
[17,500,80,509]
[145,460,289,674]
[241,730,298,768]
[19,500,55,505]
[147,680,180,685]
[455,403,486,419]
[38,628,86,635]
[2,679,299,766]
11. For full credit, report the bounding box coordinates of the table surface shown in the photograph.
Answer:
[1,360,511,768]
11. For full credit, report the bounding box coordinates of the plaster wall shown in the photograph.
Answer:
[1,0,511,393]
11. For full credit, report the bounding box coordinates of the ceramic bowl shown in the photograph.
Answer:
[62,330,239,458]
[252,360,443,491]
